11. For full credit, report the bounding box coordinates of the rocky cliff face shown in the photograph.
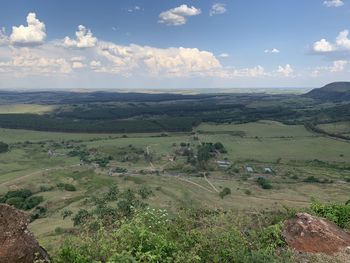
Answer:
[283,213,350,255]
[0,204,49,263]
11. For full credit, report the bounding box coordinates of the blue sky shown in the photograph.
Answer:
[0,0,350,90]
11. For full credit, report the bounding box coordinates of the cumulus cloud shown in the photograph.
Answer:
[277,64,294,77]
[218,53,230,58]
[313,30,350,53]
[209,3,227,16]
[264,48,280,54]
[232,66,266,78]
[0,12,300,83]
[323,0,344,7]
[63,25,97,48]
[158,5,201,26]
[71,56,86,69]
[330,60,348,72]
[0,27,9,45]
[0,47,71,75]
[95,42,222,76]
[10,13,46,46]
[313,38,334,52]
[336,30,350,50]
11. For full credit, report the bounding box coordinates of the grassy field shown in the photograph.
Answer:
[318,121,350,135]
[0,120,349,252]
[0,104,55,114]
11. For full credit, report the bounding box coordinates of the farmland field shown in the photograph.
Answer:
[0,120,349,252]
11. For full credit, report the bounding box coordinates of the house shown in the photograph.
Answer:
[216,160,231,169]
[246,166,254,173]
[264,168,273,174]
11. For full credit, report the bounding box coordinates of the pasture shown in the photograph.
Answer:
[0,120,349,251]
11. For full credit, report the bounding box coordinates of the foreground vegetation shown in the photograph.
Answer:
[0,88,349,261]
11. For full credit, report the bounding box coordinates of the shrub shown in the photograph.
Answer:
[257,177,272,189]
[57,183,76,191]
[72,209,92,226]
[5,189,32,199]
[0,141,9,153]
[6,197,25,209]
[62,210,73,219]
[22,196,44,210]
[303,176,320,183]
[31,206,47,221]
[1,189,44,211]
[310,201,350,229]
[138,186,153,199]
[54,208,293,263]
[219,187,231,199]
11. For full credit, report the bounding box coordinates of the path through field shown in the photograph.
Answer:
[0,164,80,187]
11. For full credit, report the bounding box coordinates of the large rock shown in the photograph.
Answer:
[0,204,49,263]
[283,212,350,255]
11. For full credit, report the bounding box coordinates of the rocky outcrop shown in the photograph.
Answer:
[283,212,350,255]
[0,204,49,263]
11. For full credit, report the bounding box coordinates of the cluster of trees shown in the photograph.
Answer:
[305,122,350,141]
[0,114,198,133]
[0,141,9,153]
[0,189,43,210]
[66,186,147,227]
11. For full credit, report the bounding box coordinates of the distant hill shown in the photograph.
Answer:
[305,82,350,101]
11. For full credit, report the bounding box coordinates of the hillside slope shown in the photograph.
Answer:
[305,82,350,101]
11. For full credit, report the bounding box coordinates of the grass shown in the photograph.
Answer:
[318,121,350,135]
[0,120,349,251]
[0,104,55,114]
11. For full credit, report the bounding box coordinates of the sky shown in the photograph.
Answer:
[0,0,350,90]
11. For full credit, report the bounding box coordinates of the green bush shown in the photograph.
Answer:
[22,196,44,210]
[57,183,76,191]
[6,197,25,209]
[138,186,153,199]
[257,177,272,189]
[0,141,9,153]
[310,201,350,229]
[54,208,293,263]
[0,189,44,211]
[219,187,231,199]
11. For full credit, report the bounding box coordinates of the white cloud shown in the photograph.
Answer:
[127,6,142,12]
[0,13,299,83]
[218,53,230,58]
[313,38,334,52]
[63,25,97,48]
[90,60,102,69]
[70,56,85,62]
[313,30,350,53]
[158,5,201,26]
[277,64,294,77]
[264,48,280,53]
[0,27,9,45]
[95,42,222,76]
[232,65,266,77]
[71,56,86,69]
[0,47,71,75]
[323,0,344,7]
[72,61,86,69]
[10,13,46,46]
[336,30,350,50]
[209,3,227,16]
[330,60,348,72]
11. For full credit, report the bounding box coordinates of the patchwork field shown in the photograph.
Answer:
[0,120,349,252]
